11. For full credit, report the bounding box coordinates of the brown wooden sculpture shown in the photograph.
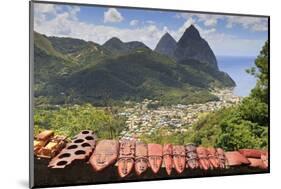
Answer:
[163,144,173,175]
[135,142,149,175]
[89,140,119,171]
[185,143,199,169]
[49,130,96,168]
[148,143,163,174]
[173,145,186,174]
[238,149,268,169]
[34,130,55,154]
[248,158,267,169]
[261,152,268,168]
[37,130,54,141]
[36,136,67,159]
[207,147,220,169]
[216,148,228,169]
[238,149,266,158]
[39,130,269,179]
[224,151,250,166]
[196,147,210,170]
[117,140,135,177]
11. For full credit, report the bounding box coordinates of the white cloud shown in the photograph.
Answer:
[34,4,57,26]
[175,13,223,27]
[34,4,57,14]
[129,19,139,26]
[175,12,268,32]
[197,15,223,27]
[34,4,80,32]
[34,4,167,49]
[104,8,124,23]
[225,16,268,32]
[174,13,189,19]
[146,20,156,25]
[202,32,266,56]
[34,4,267,56]
[67,6,80,21]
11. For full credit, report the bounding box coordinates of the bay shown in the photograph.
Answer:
[217,56,257,97]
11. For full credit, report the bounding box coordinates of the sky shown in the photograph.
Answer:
[33,3,268,57]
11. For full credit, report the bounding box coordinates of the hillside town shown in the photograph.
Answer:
[118,88,242,139]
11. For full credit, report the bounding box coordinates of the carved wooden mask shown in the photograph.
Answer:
[207,147,220,169]
[89,140,119,171]
[173,145,185,174]
[117,140,135,177]
[135,142,148,175]
[148,143,163,174]
[163,144,173,175]
[196,146,210,170]
[185,143,199,169]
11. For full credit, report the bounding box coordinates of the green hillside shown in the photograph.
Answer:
[33,32,235,106]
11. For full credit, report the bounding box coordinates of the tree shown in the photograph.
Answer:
[216,41,269,150]
[238,97,268,126]
[247,40,269,104]
[216,116,268,151]
[34,104,126,138]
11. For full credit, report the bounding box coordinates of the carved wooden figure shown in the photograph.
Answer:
[207,147,220,169]
[89,140,119,171]
[185,144,199,169]
[135,142,149,175]
[148,143,163,174]
[196,147,211,170]
[163,144,173,175]
[173,145,186,174]
[217,148,228,169]
[117,140,135,177]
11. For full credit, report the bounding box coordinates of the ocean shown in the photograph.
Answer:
[217,56,257,97]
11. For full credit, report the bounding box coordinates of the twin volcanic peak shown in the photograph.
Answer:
[155,25,218,70]
[33,26,235,105]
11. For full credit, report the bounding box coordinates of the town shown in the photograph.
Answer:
[118,88,242,139]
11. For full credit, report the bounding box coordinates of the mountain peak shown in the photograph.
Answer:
[174,25,218,69]
[154,32,177,59]
[104,37,123,45]
[180,25,201,43]
[189,24,196,29]
[163,32,173,38]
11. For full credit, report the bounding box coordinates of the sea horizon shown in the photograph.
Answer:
[217,55,257,97]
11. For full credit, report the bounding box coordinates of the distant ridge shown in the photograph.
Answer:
[103,37,150,55]
[34,30,235,105]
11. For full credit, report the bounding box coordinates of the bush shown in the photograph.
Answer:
[34,104,126,139]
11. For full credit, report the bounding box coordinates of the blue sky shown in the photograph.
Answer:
[34,3,268,57]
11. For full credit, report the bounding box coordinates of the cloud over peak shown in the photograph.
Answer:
[104,8,124,23]
[33,3,268,56]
